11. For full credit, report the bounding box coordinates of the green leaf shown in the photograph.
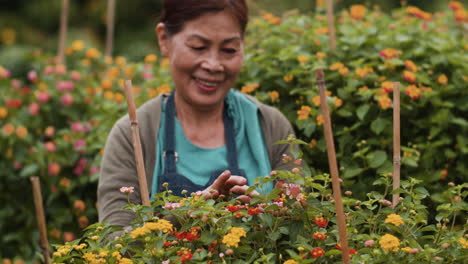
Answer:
[370,118,388,135]
[343,167,364,179]
[356,104,370,121]
[366,151,388,168]
[20,164,39,177]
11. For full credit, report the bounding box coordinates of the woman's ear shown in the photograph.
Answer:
[156,23,169,57]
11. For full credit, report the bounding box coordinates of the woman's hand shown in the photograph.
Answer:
[202,170,258,203]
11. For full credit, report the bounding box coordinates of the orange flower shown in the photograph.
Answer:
[358,86,369,92]
[350,5,366,20]
[406,6,432,20]
[115,56,127,66]
[339,67,349,76]
[297,55,309,64]
[297,106,311,120]
[0,107,7,119]
[449,1,463,10]
[310,248,325,258]
[283,74,294,82]
[405,85,421,100]
[101,79,113,90]
[114,93,125,103]
[2,124,14,135]
[85,48,101,59]
[381,81,394,93]
[16,126,28,138]
[268,91,279,102]
[379,48,400,59]
[312,96,321,106]
[74,200,86,214]
[334,97,343,107]
[454,9,467,23]
[144,54,158,63]
[314,27,329,35]
[316,115,324,126]
[78,216,89,228]
[404,60,418,72]
[313,232,327,240]
[356,67,373,78]
[71,40,84,51]
[329,62,344,71]
[316,52,326,59]
[377,95,392,109]
[437,74,448,85]
[59,177,71,188]
[241,83,259,94]
[402,71,416,83]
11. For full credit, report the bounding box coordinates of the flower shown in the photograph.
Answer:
[297,55,308,64]
[406,6,433,20]
[177,249,193,264]
[283,74,294,82]
[85,48,101,59]
[71,40,84,51]
[313,217,328,227]
[404,60,418,72]
[339,67,349,76]
[379,48,400,59]
[56,81,75,91]
[28,103,40,116]
[313,232,326,240]
[437,74,448,85]
[74,200,86,214]
[316,114,324,126]
[454,8,467,22]
[381,81,394,93]
[0,66,11,78]
[297,106,311,120]
[60,93,73,106]
[247,207,263,215]
[379,234,400,252]
[145,219,173,233]
[284,260,298,264]
[226,204,242,212]
[44,141,56,152]
[0,107,8,119]
[402,71,416,83]
[74,139,87,152]
[459,237,468,249]
[385,214,404,226]
[310,247,325,258]
[350,5,366,20]
[312,96,321,106]
[16,126,28,138]
[268,91,279,102]
[48,162,61,176]
[356,67,373,78]
[36,91,50,103]
[144,54,158,63]
[241,83,259,94]
[27,70,38,83]
[222,227,247,248]
[405,85,421,100]
[365,240,375,247]
[6,99,22,108]
[120,186,135,194]
[329,62,344,71]
[316,52,326,59]
[377,95,392,109]
[449,1,463,10]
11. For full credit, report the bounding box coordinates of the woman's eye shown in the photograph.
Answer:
[191,46,205,51]
[223,48,237,54]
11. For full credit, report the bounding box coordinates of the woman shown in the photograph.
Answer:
[98,0,297,228]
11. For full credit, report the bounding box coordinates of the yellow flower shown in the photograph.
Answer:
[241,83,259,94]
[283,74,294,82]
[157,84,172,94]
[107,67,120,79]
[115,56,127,66]
[144,219,173,233]
[309,139,317,148]
[268,91,279,102]
[401,247,412,253]
[385,214,404,226]
[312,95,321,106]
[316,52,326,59]
[377,95,392,110]
[101,79,113,90]
[316,114,324,126]
[144,54,158,63]
[350,5,366,20]
[379,234,400,252]
[160,58,170,68]
[104,91,114,100]
[297,55,308,64]
[437,74,448,85]
[334,97,343,108]
[71,40,85,51]
[16,126,28,138]
[358,86,369,92]
[130,226,150,239]
[0,107,8,119]
[222,227,247,248]
[356,67,374,78]
[297,106,311,120]
[459,237,468,249]
[85,48,101,59]
[329,62,344,71]
[120,258,133,264]
[284,260,299,264]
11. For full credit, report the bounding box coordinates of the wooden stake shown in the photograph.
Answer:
[57,0,70,65]
[105,0,116,57]
[392,82,401,207]
[30,177,51,264]
[315,69,349,264]
[123,80,151,206]
[325,0,336,51]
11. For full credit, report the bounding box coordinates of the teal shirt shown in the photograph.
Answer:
[151,90,272,197]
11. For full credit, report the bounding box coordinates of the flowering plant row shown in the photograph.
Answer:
[51,138,467,264]
[0,3,467,262]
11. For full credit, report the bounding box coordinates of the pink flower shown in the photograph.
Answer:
[164,202,181,210]
[36,91,50,103]
[0,68,11,78]
[56,81,75,91]
[48,162,61,176]
[44,141,56,152]
[120,186,135,194]
[142,71,154,81]
[11,79,21,89]
[90,166,100,175]
[44,66,55,75]
[13,161,22,169]
[74,139,86,153]
[28,70,38,83]
[71,122,84,133]
[364,240,375,247]
[28,103,40,115]
[73,158,88,175]
[45,126,55,137]
[60,93,73,106]
[409,248,419,254]
[70,71,81,81]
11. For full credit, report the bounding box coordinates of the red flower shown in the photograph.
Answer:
[175,227,201,242]
[177,249,193,263]
[234,212,243,219]
[226,204,242,212]
[310,247,325,258]
[247,207,262,215]
[349,248,358,255]
[6,99,22,108]
[163,241,172,247]
[313,217,328,227]
[402,71,416,83]
[313,232,326,240]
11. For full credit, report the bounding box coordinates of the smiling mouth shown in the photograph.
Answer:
[193,77,223,92]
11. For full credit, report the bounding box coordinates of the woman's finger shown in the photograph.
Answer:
[225,176,247,188]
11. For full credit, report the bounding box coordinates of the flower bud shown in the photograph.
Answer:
[441,243,450,249]
[448,182,455,187]
[181,190,188,195]
[225,249,234,255]
[409,248,419,254]
[345,191,352,196]
[162,182,169,188]
[364,240,375,247]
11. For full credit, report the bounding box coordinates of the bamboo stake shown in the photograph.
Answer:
[392,82,401,207]
[105,0,116,57]
[123,80,151,206]
[325,0,336,51]
[57,0,70,65]
[315,69,349,264]
[30,177,51,264]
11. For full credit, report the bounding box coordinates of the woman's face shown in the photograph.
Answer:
[157,11,244,110]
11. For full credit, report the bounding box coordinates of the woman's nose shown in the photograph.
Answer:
[201,52,223,73]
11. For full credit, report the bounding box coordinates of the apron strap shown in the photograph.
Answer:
[164,91,241,174]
